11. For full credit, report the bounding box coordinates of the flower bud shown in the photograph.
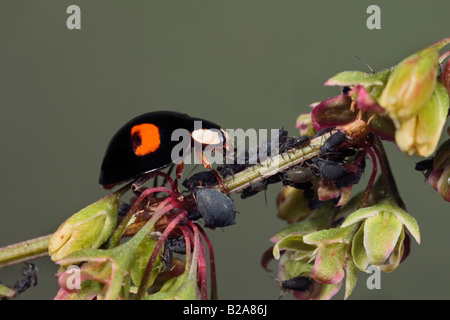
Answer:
[341,199,420,272]
[48,191,123,262]
[394,80,449,156]
[379,46,439,121]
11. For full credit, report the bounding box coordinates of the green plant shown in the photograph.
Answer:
[1,38,449,300]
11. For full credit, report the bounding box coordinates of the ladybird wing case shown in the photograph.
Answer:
[99,111,194,187]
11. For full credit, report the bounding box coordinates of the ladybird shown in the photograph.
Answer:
[99,111,228,188]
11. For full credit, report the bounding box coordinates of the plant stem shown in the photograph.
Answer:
[215,132,332,194]
[0,235,51,269]
[372,135,405,209]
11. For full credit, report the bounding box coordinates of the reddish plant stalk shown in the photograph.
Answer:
[186,220,208,300]
[135,207,188,299]
[198,225,218,300]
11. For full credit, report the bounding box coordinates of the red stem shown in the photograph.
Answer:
[186,220,208,300]
[135,207,187,299]
[198,226,218,300]
[153,171,177,193]
[179,227,192,267]
[107,188,178,249]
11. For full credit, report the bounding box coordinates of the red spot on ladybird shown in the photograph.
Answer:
[131,123,161,156]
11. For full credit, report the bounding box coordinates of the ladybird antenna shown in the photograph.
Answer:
[348,51,375,74]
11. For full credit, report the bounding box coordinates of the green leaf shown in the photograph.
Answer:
[309,282,343,300]
[130,236,162,288]
[0,284,16,298]
[380,228,405,273]
[344,258,358,300]
[303,224,358,245]
[273,234,316,260]
[324,69,392,87]
[383,200,421,244]
[278,251,313,281]
[341,205,380,228]
[364,211,403,265]
[310,243,346,284]
[351,223,369,272]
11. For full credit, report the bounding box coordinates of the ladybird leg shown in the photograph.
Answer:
[132,171,155,192]
[173,162,185,196]
[176,162,184,180]
[196,148,229,194]
[211,168,229,195]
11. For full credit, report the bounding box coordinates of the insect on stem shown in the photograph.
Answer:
[215,132,333,194]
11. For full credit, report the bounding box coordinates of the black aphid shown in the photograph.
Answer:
[195,188,236,229]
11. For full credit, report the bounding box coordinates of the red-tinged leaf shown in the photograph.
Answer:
[311,95,356,131]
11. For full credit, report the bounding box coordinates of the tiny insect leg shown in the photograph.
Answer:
[195,148,229,194]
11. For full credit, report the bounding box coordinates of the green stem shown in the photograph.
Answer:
[373,135,405,209]
[0,235,51,269]
[215,132,332,193]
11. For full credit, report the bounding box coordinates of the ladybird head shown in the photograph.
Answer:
[189,117,233,153]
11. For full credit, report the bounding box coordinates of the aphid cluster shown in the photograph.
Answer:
[96,111,371,299]
[183,128,367,211]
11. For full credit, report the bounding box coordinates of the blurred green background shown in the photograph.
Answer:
[0,0,449,300]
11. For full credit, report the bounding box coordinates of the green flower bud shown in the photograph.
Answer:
[379,46,439,121]
[341,199,420,272]
[394,80,448,156]
[48,191,123,262]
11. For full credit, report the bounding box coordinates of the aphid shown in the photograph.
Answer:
[240,181,268,199]
[166,237,187,254]
[118,202,132,217]
[320,131,346,155]
[283,166,314,184]
[162,245,173,270]
[247,129,289,163]
[99,111,228,189]
[415,157,434,178]
[182,171,217,191]
[334,158,366,188]
[341,86,352,95]
[281,276,312,292]
[195,188,236,229]
[313,158,346,181]
[280,136,310,153]
[12,263,38,295]
[218,162,249,178]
